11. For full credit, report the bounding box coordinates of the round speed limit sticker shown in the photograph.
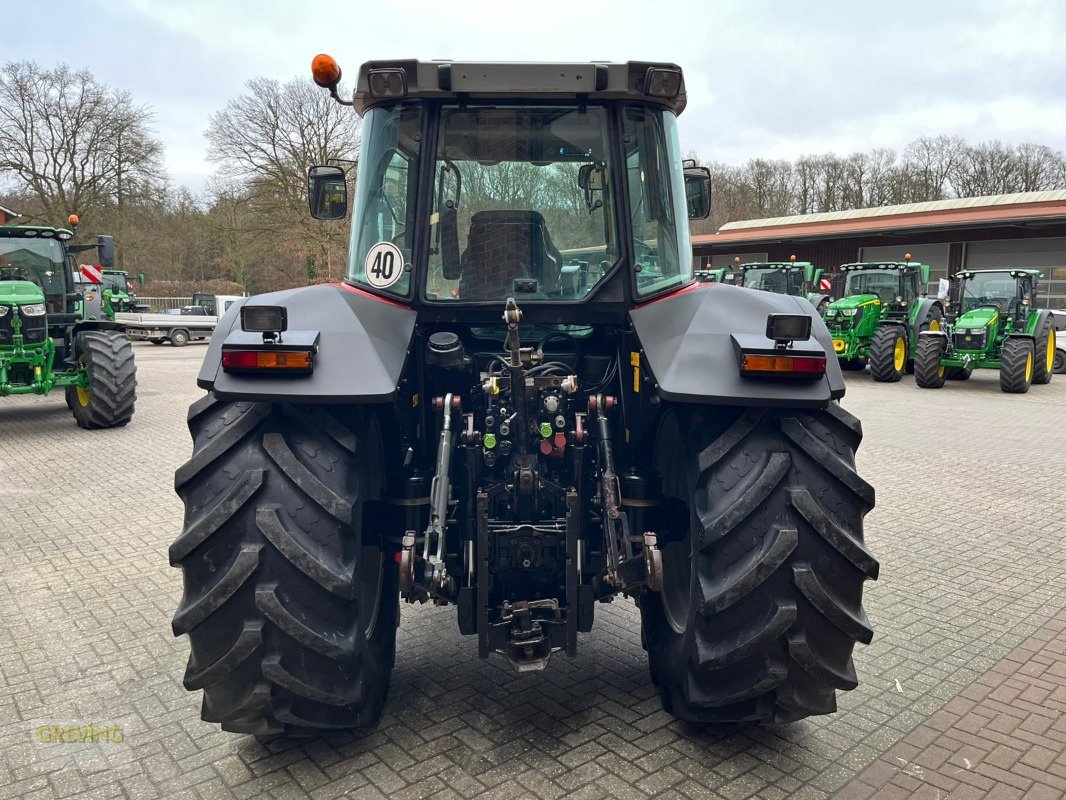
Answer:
[364,241,405,289]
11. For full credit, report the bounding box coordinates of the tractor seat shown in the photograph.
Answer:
[458,210,562,301]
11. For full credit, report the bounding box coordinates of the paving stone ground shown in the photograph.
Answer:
[837,607,1066,800]
[1,342,1065,800]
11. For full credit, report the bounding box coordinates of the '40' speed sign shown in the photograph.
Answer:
[364,242,405,289]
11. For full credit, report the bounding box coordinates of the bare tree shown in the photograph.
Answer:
[1014,143,1064,192]
[206,76,362,209]
[903,135,963,200]
[0,61,164,223]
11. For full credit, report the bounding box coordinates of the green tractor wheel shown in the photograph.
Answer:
[1032,317,1055,385]
[999,338,1034,394]
[868,326,907,382]
[66,330,137,429]
[944,366,972,381]
[914,336,947,389]
[908,305,944,374]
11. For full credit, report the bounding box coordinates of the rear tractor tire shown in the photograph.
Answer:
[999,338,1034,394]
[914,336,947,389]
[641,404,877,727]
[1032,316,1055,385]
[868,325,907,382]
[66,330,137,429]
[170,399,398,735]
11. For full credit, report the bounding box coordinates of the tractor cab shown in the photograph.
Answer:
[836,261,926,319]
[0,226,78,349]
[304,59,711,324]
[737,257,829,313]
[953,269,1040,334]
[740,263,806,295]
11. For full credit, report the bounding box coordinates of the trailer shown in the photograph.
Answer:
[117,306,218,346]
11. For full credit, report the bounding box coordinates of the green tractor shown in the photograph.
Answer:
[914,268,1056,393]
[0,221,136,427]
[694,266,729,283]
[738,256,831,314]
[99,269,144,314]
[822,257,944,381]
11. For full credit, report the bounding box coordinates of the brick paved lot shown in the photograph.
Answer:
[1,343,1065,800]
[841,608,1066,799]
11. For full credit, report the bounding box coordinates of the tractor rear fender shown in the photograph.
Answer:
[629,282,844,408]
[807,292,829,311]
[911,298,943,331]
[72,320,127,335]
[1023,308,1054,335]
[197,283,417,403]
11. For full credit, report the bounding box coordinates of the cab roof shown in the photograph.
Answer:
[738,261,814,270]
[839,261,926,271]
[0,225,74,241]
[957,268,1042,278]
[352,60,687,115]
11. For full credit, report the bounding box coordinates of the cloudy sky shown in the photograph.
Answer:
[5,0,1063,192]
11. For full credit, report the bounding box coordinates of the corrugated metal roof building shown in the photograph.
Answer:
[692,191,1066,308]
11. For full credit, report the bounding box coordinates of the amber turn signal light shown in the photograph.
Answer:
[221,350,313,371]
[740,354,826,376]
[311,54,342,88]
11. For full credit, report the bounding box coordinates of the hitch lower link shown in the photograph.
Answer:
[399,393,460,602]
[590,395,663,593]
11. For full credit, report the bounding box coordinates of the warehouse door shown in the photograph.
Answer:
[965,238,1066,309]
[859,244,950,295]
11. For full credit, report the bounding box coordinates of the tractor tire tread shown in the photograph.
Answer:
[914,336,947,389]
[69,331,137,429]
[999,338,1033,394]
[868,325,905,382]
[171,400,397,734]
[643,406,877,726]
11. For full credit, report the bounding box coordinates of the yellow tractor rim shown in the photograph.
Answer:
[929,319,940,332]
[1048,330,1056,374]
[893,337,905,371]
[76,355,90,407]
[938,365,945,378]
[1025,350,1033,382]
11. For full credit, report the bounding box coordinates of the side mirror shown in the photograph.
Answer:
[308,165,348,220]
[440,200,461,280]
[97,235,115,268]
[684,166,711,220]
